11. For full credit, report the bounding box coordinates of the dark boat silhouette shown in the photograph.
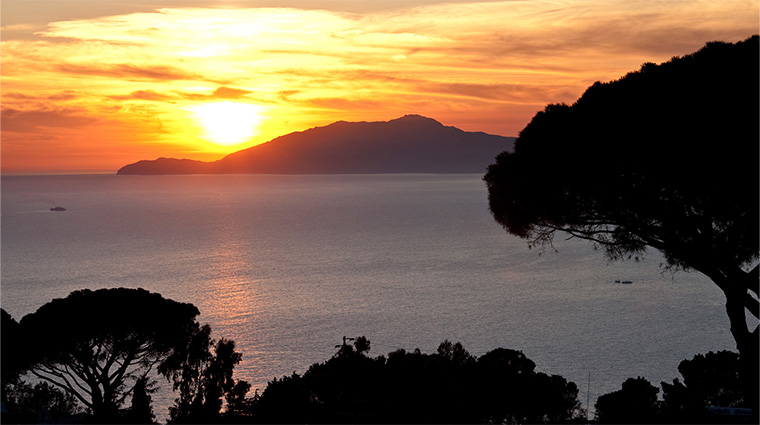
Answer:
[50,206,66,211]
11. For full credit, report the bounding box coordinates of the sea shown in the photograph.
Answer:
[1,174,735,420]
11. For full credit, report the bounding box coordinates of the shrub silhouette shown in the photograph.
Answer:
[595,377,660,424]
[250,338,582,423]
[660,350,745,423]
[596,351,748,424]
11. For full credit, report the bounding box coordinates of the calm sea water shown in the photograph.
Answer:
[1,174,734,418]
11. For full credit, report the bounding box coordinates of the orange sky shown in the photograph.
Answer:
[1,0,757,174]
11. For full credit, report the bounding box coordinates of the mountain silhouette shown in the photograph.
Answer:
[117,115,515,174]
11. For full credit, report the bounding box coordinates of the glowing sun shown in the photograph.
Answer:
[190,102,265,146]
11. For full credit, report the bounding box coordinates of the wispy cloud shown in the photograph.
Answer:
[55,63,211,82]
[212,87,252,99]
[107,90,178,102]
[2,0,757,172]
[1,107,99,131]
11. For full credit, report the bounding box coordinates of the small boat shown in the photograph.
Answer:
[621,280,633,284]
[50,206,66,211]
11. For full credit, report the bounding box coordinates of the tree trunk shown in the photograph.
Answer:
[90,383,121,423]
[729,294,758,419]
[709,267,759,418]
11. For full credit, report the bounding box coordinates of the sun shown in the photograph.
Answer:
[189,102,265,146]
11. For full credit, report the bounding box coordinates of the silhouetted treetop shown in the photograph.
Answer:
[660,350,746,423]
[252,338,582,423]
[484,35,759,414]
[671,351,744,408]
[486,35,758,266]
[595,377,660,424]
[22,287,200,345]
[19,288,202,422]
[1,308,25,382]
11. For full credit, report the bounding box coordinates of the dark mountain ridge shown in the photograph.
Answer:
[117,115,515,175]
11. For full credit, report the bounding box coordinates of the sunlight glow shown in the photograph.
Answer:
[1,1,756,172]
[189,102,266,146]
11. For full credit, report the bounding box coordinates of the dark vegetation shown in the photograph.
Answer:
[1,289,751,424]
[251,338,582,424]
[117,115,515,175]
[1,289,582,424]
[1,289,248,424]
[595,351,750,424]
[484,35,759,416]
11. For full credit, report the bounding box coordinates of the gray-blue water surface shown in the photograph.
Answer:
[1,174,734,418]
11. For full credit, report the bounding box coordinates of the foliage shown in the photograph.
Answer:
[16,288,202,422]
[163,326,248,424]
[660,350,745,423]
[3,309,85,423]
[1,308,25,382]
[353,335,371,355]
[483,35,759,411]
[124,376,157,424]
[674,350,744,407]
[0,381,85,424]
[595,351,747,424]
[225,380,253,418]
[251,337,583,423]
[595,377,660,424]
[485,36,759,267]
[1,308,27,411]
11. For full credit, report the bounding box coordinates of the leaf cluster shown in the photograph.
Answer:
[484,35,759,271]
[162,325,248,424]
[596,351,747,424]
[13,288,202,421]
[250,338,583,423]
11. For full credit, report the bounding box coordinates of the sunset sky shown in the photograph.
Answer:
[1,0,757,174]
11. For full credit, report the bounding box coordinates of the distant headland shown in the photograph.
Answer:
[117,115,515,175]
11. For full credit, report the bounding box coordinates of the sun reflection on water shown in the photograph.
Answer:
[197,237,265,385]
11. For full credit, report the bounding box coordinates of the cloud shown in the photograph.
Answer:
[48,90,83,101]
[304,97,386,111]
[213,87,252,99]
[1,107,99,131]
[55,63,207,82]
[106,86,252,104]
[3,92,38,100]
[277,90,301,100]
[419,81,577,104]
[108,90,177,102]
[1,0,757,172]
[18,2,758,96]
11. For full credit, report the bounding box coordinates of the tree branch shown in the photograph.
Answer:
[745,292,759,321]
[538,224,613,247]
[98,341,120,378]
[107,351,138,397]
[746,264,759,296]
[32,368,93,409]
[63,363,95,396]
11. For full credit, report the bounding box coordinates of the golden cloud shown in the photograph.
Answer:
[1,0,757,172]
